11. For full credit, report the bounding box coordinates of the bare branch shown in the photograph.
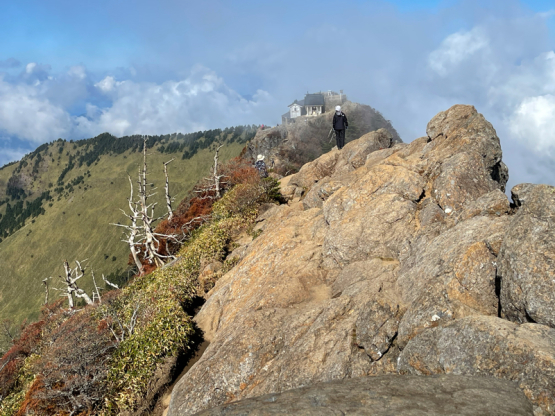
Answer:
[1,319,16,343]
[102,274,119,290]
[91,271,101,304]
[213,144,224,198]
[126,303,140,336]
[43,278,50,305]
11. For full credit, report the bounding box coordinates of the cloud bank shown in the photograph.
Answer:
[0,0,553,190]
[0,66,277,153]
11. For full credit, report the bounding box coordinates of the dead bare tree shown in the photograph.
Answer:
[212,144,225,198]
[138,138,165,268]
[63,260,93,308]
[195,143,227,199]
[113,136,178,273]
[48,261,118,308]
[91,271,101,304]
[89,271,119,304]
[50,260,94,309]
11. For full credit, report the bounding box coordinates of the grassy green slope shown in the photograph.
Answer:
[0,140,244,326]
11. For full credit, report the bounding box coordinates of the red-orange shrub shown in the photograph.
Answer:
[0,319,44,398]
[22,307,115,415]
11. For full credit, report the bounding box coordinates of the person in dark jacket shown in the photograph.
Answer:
[255,154,268,178]
[332,105,348,150]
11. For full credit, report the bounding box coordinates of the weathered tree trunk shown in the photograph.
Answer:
[194,144,227,200]
[126,175,144,274]
[212,144,224,198]
[139,137,164,268]
[164,159,175,222]
[42,278,49,305]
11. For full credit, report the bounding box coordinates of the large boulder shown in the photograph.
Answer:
[192,374,533,416]
[424,105,508,213]
[498,184,555,327]
[168,203,405,415]
[398,316,555,415]
[333,128,393,175]
[288,150,340,189]
[287,128,397,193]
[321,162,425,267]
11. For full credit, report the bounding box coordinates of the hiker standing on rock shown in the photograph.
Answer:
[333,105,348,150]
[255,154,268,178]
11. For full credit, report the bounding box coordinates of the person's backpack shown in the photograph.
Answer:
[255,160,268,178]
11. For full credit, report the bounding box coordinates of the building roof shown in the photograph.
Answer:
[282,112,291,119]
[288,99,304,107]
[304,93,324,106]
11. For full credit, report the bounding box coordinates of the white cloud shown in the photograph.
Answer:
[68,65,86,79]
[95,75,117,93]
[488,51,555,107]
[0,66,275,144]
[77,66,275,137]
[510,94,555,154]
[428,28,489,76]
[25,62,37,74]
[0,75,71,143]
[423,19,555,167]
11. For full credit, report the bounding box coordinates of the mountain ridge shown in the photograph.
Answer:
[167,105,555,416]
[0,127,255,327]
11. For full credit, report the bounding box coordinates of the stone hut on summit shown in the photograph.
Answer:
[282,90,347,124]
[304,93,325,116]
[288,99,303,119]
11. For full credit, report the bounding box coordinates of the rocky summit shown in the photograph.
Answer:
[167,105,555,416]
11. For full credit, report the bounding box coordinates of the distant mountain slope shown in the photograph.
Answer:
[0,127,255,326]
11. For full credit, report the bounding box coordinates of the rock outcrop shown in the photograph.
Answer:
[193,375,533,416]
[168,105,555,416]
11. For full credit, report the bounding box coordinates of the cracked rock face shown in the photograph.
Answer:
[498,184,555,327]
[168,105,555,416]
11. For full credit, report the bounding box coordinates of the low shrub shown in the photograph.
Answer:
[20,308,115,415]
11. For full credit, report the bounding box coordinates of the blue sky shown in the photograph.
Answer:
[0,0,554,189]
